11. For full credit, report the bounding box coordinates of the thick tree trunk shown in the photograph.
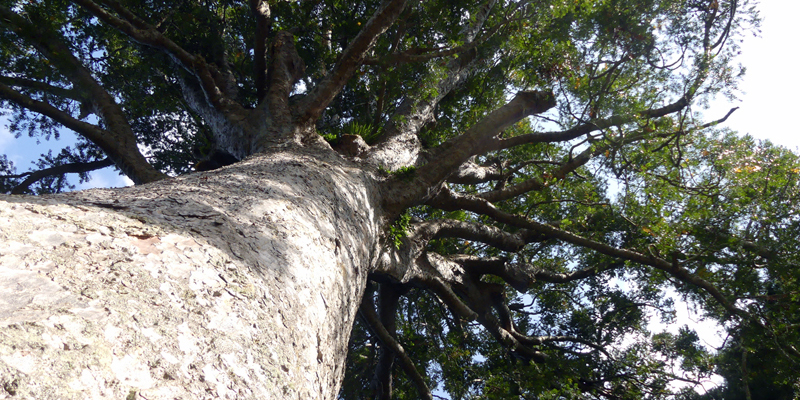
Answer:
[0,148,385,399]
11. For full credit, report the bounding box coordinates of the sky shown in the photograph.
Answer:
[709,0,800,150]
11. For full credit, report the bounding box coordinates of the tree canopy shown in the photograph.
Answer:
[2,0,799,398]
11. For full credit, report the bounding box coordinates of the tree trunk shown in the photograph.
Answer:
[0,147,385,399]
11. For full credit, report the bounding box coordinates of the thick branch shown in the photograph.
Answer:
[0,5,165,184]
[519,335,614,359]
[427,188,744,317]
[295,0,408,124]
[451,255,618,292]
[264,31,305,125]
[553,106,740,180]
[73,0,244,117]
[360,286,432,400]
[480,107,742,202]
[370,284,402,400]
[363,43,478,66]
[362,0,499,66]
[415,252,552,363]
[446,159,504,184]
[462,0,499,43]
[477,176,545,203]
[364,52,478,170]
[0,76,82,102]
[412,219,545,252]
[488,96,690,152]
[418,276,479,323]
[364,1,507,173]
[0,82,102,141]
[104,0,239,101]
[471,296,548,363]
[362,16,501,66]
[7,158,114,195]
[384,91,556,213]
[249,0,272,103]
[0,82,162,184]
[370,0,498,150]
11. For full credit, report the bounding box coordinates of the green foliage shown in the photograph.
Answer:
[0,155,19,193]
[322,121,381,145]
[388,211,411,249]
[391,166,416,182]
[378,165,417,183]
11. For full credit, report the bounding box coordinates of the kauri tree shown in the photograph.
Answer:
[1,0,798,399]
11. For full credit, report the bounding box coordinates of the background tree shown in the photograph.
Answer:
[1,0,798,399]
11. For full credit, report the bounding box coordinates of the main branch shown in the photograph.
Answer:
[0,5,165,184]
[426,188,744,318]
[73,0,245,118]
[294,0,408,125]
[384,91,556,214]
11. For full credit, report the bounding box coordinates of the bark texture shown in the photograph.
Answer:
[0,149,384,399]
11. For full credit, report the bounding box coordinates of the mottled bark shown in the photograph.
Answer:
[0,148,385,400]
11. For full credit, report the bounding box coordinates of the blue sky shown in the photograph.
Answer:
[0,119,134,189]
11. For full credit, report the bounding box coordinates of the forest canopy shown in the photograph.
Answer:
[1,0,799,399]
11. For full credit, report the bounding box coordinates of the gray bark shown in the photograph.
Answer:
[0,148,386,400]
